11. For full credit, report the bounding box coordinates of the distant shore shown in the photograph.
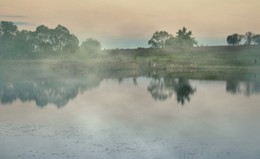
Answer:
[0,45,260,83]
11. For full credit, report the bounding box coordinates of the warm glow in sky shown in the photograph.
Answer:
[1,0,260,48]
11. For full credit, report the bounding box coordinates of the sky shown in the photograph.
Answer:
[1,0,260,48]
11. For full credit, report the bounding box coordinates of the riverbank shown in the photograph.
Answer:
[103,45,260,70]
[1,45,260,80]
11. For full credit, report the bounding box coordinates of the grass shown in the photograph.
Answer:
[0,45,260,82]
[130,45,260,69]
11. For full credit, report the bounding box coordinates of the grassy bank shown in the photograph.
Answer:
[103,45,260,70]
[1,45,260,80]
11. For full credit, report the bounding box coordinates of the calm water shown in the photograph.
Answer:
[0,75,260,159]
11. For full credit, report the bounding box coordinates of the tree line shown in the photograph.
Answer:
[1,20,260,57]
[0,21,101,57]
[226,32,260,46]
[148,27,197,49]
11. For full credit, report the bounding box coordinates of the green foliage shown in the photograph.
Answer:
[0,21,19,53]
[165,36,176,48]
[32,24,79,53]
[148,27,197,49]
[226,32,260,46]
[80,38,102,54]
[15,30,35,54]
[0,21,18,38]
[174,27,197,48]
[0,21,80,57]
[244,32,254,45]
[253,34,260,45]
[226,33,243,46]
[148,31,172,48]
[52,25,79,52]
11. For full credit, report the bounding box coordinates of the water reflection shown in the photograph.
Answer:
[226,80,240,94]
[1,73,260,107]
[147,76,196,105]
[226,80,260,96]
[0,79,101,107]
[1,72,260,159]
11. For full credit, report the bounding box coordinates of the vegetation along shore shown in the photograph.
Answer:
[1,21,260,72]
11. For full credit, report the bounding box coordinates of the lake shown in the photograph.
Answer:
[0,72,260,159]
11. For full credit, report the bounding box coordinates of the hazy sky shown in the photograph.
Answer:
[1,0,260,48]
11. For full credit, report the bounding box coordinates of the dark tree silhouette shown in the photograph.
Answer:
[226,33,243,46]
[0,21,19,53]
[0,21,18,39]
[80,38,102,54]
[148,31,172,48]
[244,32,254,45]
[253,34,260,45]
[174,27,197,48]
[165,36,176,48]
[148,28,197,49]
[32,25,53,52]
[52,25,79,52]
[15,30,35,54]
[32,25,79,53]
[0,21,80,57]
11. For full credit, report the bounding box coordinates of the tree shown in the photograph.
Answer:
[0,21,19,53]
[15,30,35,54]
[226,33,243,46]
[52,25,79,52]
[174,27,197,48]
[148,31,172,48]
[165,36,176,48]
[32,24,79,53]
[0,21,18,39]
[253,34,260,45]
[33,25,53,52]
[0,24,2,38]
[244,32,254,45]
[0,21,109,57]
[80,38,101,54]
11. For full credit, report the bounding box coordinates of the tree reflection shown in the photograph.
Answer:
[147,77,173,101]
[226,80,240,94]
[173,78,196,105]
[245,82,260,96]
[0,79,101,108]
[226,80,260,96]
[147,76,196,105]
[132,77,138,86]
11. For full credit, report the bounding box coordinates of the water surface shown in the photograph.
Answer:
[0,75,260,159]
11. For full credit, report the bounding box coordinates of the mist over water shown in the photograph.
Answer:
[1,71,260,159]
[1,0,260,158]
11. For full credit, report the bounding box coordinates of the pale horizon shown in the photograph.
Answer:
[1,0,260,48]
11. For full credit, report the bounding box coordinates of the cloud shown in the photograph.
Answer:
[13,21,35,26]
[0,15,27,18]
[0,15,34,26]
